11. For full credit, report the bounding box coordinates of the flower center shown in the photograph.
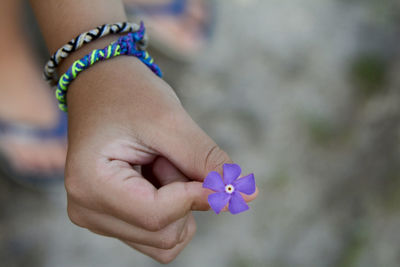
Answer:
[225,184,235,194]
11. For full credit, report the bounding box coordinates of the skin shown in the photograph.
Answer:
[30,0,258,263]
[0,0,66,173]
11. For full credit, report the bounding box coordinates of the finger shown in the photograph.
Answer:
[67,200,190,250]
[243,186,259,202]
[152,156,189,184]
[123,214,196,264]
[220,188,259,212]
[152,158,262,213]
[82,162,209,231]
[151,132,259,208]
[141,156,189,188]
[149,108,233,181]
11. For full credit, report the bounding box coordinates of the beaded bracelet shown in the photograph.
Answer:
[44,22,146,85]
[56,23,162,112]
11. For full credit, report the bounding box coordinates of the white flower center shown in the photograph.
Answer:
[225,184,235,194]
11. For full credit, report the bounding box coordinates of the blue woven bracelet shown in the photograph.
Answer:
[56,22,162,112]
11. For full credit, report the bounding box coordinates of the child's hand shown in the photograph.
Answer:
[64,57,257,263]
[28,0,257,263]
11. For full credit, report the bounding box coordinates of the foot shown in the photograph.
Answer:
[0,41,67,176]
[125,0,213,58]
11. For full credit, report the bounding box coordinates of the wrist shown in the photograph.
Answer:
[66,56,154,117]
[56,35,122,75]
[65,56,167,149]
[29,0,127,76]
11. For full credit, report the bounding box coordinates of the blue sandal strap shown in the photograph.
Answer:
[0,110,67,140]
[125,0,187,16]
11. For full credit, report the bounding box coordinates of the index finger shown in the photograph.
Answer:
[95,162,209,232]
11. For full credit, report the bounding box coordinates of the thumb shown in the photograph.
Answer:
[152,108,233,181]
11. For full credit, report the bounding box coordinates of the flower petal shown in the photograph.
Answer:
[228,192,249,214]
[223,163,241,184]
[208,192,231,214]
[203,171,225,192]
[232,174,256,195]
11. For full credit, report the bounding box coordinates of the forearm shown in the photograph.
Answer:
[29,0,127,73]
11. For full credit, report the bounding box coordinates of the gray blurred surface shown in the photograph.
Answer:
[1,0,400,266]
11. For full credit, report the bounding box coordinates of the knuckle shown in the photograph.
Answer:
[203,144,230,173]
[66,205,87,228]
[142,213,164,232]
[157,252,178,264]
[158,233,180,250]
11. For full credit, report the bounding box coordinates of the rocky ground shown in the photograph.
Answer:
[1,0,399,266]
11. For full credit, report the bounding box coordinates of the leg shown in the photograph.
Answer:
[0,0,66,177]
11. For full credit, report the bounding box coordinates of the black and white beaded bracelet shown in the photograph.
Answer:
[43,22,147,85]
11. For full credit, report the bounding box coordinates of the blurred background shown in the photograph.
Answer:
[1,0,400,266]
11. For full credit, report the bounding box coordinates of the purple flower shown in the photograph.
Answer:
[203,163,256,214]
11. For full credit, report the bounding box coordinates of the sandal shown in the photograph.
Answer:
[0,110,67,190]
[125,0,217,61]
